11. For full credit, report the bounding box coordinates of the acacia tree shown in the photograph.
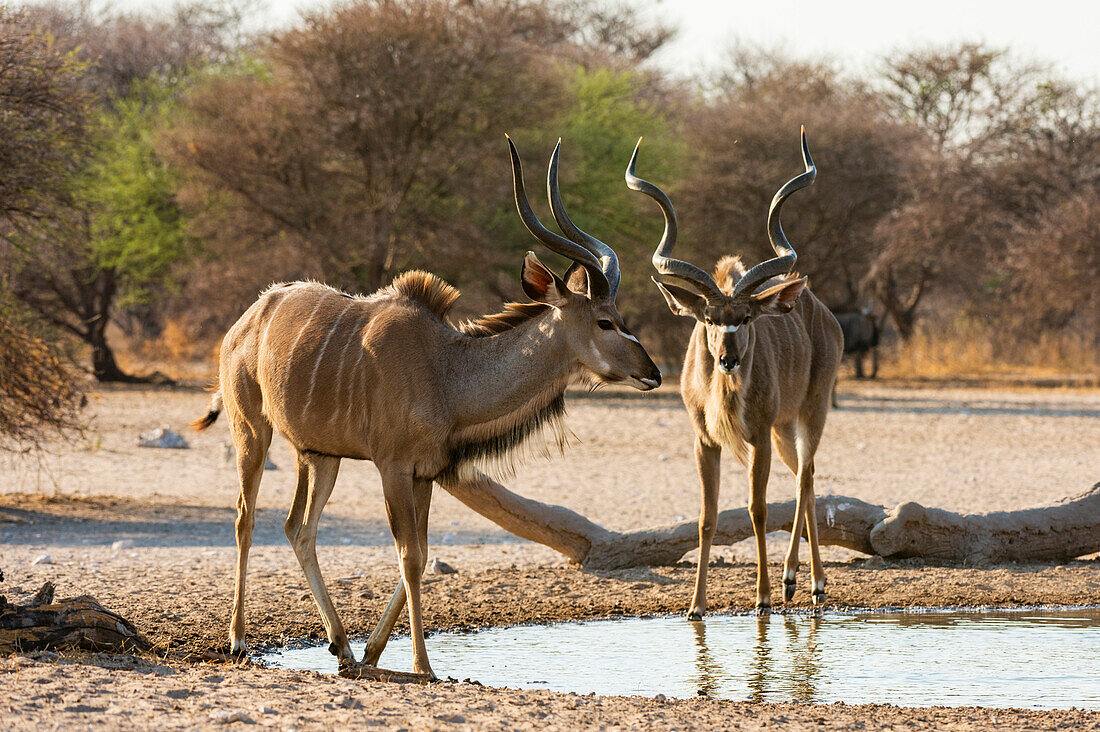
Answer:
[0,7,90,219]
[0,7,86,446]
[877,43,1100,339]
[0,3,236,381]
[167,0,569,309]
[163,0,676,340]
[5,82,193,381]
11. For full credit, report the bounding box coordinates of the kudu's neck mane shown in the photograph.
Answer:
[388,271,574,480]
[457,301,551,337]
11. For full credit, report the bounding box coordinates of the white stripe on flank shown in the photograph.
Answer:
[303,300,354,416]
[284,299,326,396]
[344,313,371,428]
[330,310,363,427]
[260,287,298,351]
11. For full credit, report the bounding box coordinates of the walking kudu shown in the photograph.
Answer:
[193,138,661,680]
[627,128,842,617]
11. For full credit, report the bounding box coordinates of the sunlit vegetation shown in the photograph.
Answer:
[1,1,1097,387]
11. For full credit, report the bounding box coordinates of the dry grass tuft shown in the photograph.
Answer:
[880,318,1100,382]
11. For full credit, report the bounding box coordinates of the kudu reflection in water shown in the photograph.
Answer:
[691,615,823,702]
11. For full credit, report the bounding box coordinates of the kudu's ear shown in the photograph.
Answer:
[521,251,570,307]
[653,277,708,320]
[751,276,807,316]
[563,262,590,296]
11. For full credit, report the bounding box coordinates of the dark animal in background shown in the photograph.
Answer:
[835,306,880,378]
[831,305,882,407]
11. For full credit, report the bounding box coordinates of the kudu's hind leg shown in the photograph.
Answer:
[229,417,272,655]
[381,468,435,679]
[285,452,355,663]
[689,439,721,621]
[363,478,432,667]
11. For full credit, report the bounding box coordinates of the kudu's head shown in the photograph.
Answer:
[627,127,817,377]
[507,137,662,391]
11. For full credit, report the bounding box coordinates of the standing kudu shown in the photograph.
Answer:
[627,128,842,617]
[193,137,661,680]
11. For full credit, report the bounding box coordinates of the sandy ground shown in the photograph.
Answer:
[2,380,1100,730]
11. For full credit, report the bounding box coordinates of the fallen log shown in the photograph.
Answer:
[441,476,1100,569]
[870,484,1100,563]
[0,581,150,654]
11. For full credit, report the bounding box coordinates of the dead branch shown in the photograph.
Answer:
[441,477,1100,569]
[0,581,150,654]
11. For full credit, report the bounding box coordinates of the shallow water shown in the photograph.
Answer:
[261,608,1100,709]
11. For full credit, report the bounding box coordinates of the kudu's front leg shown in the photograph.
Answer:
[285,452,355,664]
[748,439,773,611]
[381,469,435,680]
[363,478,433,667]
[689,438,721,621]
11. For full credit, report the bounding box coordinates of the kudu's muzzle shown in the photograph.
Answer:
[717,353,739,374]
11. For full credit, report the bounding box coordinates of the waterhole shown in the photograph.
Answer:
[261,608,1100,709]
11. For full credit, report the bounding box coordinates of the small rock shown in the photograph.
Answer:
[658,454,669,461]
[435,714,466,723]
[862,556,886,569]
[209,710,253,725]
[31,554,52,566]
[654,693,667,702]
[429,558,457,575]
[358,589,375,600]
[138,426,189,449]
[258,706,278,715]
[111,539,134,552]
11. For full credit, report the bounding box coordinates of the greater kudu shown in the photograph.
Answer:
[193,138,661,679]
[627,128,842,617]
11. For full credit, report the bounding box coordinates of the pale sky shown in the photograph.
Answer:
[641,0,1100,83]
[137,0,1100,84]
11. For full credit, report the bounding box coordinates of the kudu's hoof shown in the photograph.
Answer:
[812,591,826,606]
[338,660,436,684]
[754,602,771,616]
[687,610,704,622]
[783,579,797,602]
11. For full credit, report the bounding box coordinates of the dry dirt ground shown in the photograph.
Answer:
[2,380,1100,730]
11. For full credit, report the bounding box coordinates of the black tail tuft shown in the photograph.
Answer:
[192,388,223,431]
[191,410,219,432]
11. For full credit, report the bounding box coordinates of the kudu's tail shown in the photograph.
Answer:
[191,388,223,431]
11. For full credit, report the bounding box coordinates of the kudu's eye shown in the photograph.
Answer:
[597,319,615,331]
[741,315,751,326]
